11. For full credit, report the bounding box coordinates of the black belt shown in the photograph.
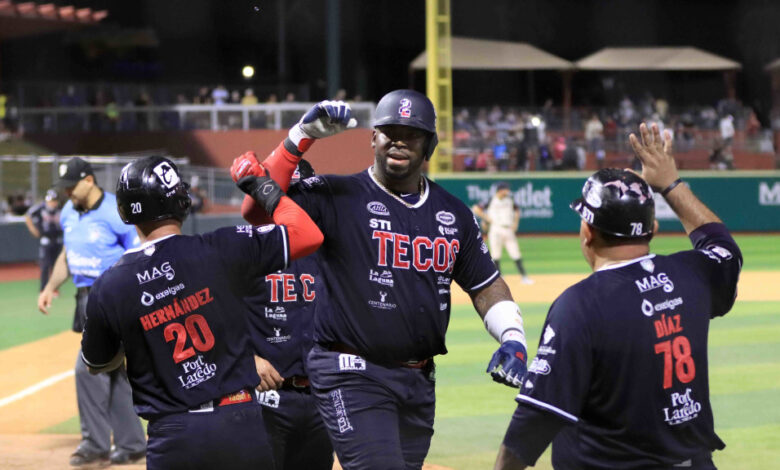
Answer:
[281,375,310,389]
[328,342,430,369]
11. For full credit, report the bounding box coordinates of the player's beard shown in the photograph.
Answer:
[375,150,424,184]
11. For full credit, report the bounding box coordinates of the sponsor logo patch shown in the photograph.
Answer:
[528,357,552,375]
[141,291,154,306]
[137,261,175,284]
[643,297,684,317]
[369,269,394,286]
[258,390,280,408]
[367,201,390,216]
[436,211,456,226]
[368,291,397,310]
[266,327,291,344]
[338,354,366,372]
[331,389,354,433]
[178,355,217,389]
[635,273,674,293]
[153,161,180,189]
[543,325,556,345]
[264,306,287,321]
[438,225,458,236]
[437,275,451,285]
[641,259,655,273]
[663,388,702,426]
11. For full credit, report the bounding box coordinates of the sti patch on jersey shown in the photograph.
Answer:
[81,225,290,419]
[515,223,741,467]
[287,169,498,363]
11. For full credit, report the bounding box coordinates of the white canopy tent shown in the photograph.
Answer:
[576,47,741,71]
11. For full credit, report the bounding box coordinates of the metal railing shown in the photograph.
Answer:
[14,103,376,134]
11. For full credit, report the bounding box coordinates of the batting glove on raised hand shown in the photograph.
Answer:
[486,340,528,388]
[231,151,263,183]
[288,100,358,153]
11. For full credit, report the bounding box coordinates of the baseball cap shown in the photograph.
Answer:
[496,182,510,191]
[44,189,59,201]
[57,157,94,188]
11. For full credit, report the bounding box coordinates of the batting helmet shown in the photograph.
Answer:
[373,89,438,159]
[570,168,655,238]
[116,156,191,225]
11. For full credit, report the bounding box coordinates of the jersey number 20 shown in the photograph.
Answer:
[164,314,215,363]
[654,335,696,389]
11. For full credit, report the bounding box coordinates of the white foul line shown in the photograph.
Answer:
[0,370,74,409]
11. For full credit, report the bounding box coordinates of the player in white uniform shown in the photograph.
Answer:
[473,182,533,284]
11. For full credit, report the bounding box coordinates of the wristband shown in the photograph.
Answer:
[484,301,526,348]
[661,178,683,197]
[288,125,316,154]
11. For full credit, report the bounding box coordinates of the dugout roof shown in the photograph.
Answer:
[576,47,741,71]
[0,0,107,40]
[409,37,575,71]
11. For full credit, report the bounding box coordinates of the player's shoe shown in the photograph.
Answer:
[109,449,146,465]
[69,449,109,467]
[521,277,535,285]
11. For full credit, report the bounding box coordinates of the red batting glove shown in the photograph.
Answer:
[230,151,264,183]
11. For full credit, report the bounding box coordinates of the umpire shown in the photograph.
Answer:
[24,188,63,291]
[495,123,742,470]
[37,157,146,466]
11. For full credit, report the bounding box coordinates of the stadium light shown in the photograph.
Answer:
[242,65,255,79]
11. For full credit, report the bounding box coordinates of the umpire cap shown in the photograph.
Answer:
[116,156,191,225]
[373,89,438,159]
[57,157,94,188]
[570,168,655,238]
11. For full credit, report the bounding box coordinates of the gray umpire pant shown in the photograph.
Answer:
[74,287,146,456]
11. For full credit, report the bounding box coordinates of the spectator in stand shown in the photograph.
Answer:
[585,114,604,161]
[719,114,735,152]
[655,96,669,120]
[284,92,296,102]
[746,109,761,137]
[677,113,697,153]
[212,85,229,105]
[230,90,242,104]
[0,91,6,128]
[242,88,258,106]
[195,86,212,104]
[552,136,566,169]
[559,138,579,171]
[333,88,347,101]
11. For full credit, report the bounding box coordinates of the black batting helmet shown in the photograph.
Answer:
[116,156,191,224]
[373,89,438,160]
[570,168,655,238]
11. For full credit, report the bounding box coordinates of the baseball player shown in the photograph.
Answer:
[245,161,333,470]
[471,182,533,283]
[80,156,323,470]
[36,157,146,466]
[494,123,742,470]
[233,90,529,470]
[24,188,63,291]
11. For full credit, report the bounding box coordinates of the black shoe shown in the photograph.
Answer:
[110,449,147,465]
[69,449,109,467]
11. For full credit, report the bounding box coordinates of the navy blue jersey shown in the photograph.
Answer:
[287,169,498,362]
[245,254,322,378]
[26,202,63,243]
[81,225,290,419]
[513,223,741,468]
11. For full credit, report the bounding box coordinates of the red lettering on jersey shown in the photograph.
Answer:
[413,237,433,271]
[301,274,316,301]
[433,238,449,272]
[393,234,411,269]
[140,315,153,331]
[448,239,460,273]
[654,314,684,339]
[266,274,283,302]
[373,230,393,266]
[139,288,216,331]
[282,274,297,302]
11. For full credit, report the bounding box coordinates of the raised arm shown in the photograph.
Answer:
[629,123,721,235]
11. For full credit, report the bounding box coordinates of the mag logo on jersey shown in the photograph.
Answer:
[367,201,390,216]
[136,261,175,284]
[635,272,674,293]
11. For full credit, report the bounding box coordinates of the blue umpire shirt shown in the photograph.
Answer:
[60,191,139,287]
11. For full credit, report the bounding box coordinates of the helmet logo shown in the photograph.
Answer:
[398,98,412,118]
[153,162,180,189]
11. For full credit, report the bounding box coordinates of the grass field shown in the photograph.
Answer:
[1,233,778,469]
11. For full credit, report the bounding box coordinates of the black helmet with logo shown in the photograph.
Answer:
[570,168,655,238]
[116,156,191,224]
[372,89,438,159]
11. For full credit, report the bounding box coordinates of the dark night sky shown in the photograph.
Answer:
[3,0,780,114]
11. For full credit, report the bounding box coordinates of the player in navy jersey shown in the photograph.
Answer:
[80,156,323,470]
[245,161,334,470]
[233,90,530,470]
[495,123,742,470]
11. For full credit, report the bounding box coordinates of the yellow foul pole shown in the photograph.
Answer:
[425,0,453,175]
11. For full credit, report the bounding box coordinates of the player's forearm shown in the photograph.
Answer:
[43,249,69,292]
[272,196,323,260]
[494,444,527,470]
[662,183,721,235]
[471,277,514,320]
[241,140,302,225]
[24,217,40,238]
